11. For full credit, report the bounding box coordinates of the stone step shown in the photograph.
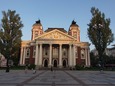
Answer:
[39,67,70,70]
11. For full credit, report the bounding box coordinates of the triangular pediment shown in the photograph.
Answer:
[35,29,76,40]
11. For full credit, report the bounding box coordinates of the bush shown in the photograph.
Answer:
[28,64,36,70]
[10,65,25,70]
[75,64,84,70]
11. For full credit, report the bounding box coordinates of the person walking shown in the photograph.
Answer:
[51,65,53,72]
[32,68,36,74]
[25,65,28,74]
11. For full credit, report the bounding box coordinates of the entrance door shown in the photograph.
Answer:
[44,59,48,67]
[63,60,66,68]
[54,60,57,67]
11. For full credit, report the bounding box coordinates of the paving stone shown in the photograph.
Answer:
[24,85,51,86]
[0,85,16,86]
[0,70,115,86]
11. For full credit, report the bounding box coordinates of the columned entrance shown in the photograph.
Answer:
[36,44,70,68]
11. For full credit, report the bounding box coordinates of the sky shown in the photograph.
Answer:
[0,0,115,50]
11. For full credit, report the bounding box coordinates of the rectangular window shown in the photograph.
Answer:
[26,48,30,58]
[43,47,49,57]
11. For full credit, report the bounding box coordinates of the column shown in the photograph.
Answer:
[23,47,26,65]
[59,44,62,67]
[20,47,23,65]
[35,44,38,65]
[73,45,76,66]
[87,48,90,66]
[49,44,52,67]
[85,48,88,66]
[69,44,72,67]
[39,44,42,66]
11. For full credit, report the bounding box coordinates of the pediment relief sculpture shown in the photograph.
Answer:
[36,30,75,40]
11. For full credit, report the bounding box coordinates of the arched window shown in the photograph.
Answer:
[44,59,48,67]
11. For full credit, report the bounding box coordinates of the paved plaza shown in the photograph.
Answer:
[0,70,115,86]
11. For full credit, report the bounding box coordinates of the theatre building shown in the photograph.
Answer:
[20,20,90,68]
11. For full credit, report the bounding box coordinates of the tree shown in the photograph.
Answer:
[90,52,99,67]
[0,10,23,72]
[87,7,114,69]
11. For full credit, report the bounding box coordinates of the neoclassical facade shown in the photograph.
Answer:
[20,20,90,68]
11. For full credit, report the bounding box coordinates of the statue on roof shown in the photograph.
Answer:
[72,20,76,24]
[36,19,41,24]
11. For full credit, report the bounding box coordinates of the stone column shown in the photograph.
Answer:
[23,47,26,65]
[69,44,72,67]
[73,45,76,66]
[59,44,62,68]
[20,47,23,65]
[87,48,90,66]
[35,43,38,65]
[85,48,88,66]
[49,44,52,67]
[39,44,42,67]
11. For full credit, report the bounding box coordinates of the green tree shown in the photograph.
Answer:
[90,52,99,67]
[87,7,114,69]
[0,10,23,72]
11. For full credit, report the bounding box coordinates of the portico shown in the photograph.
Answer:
[34,42,75,68]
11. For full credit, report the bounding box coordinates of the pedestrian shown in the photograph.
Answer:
[98,63,103,73]
[51,65,53,72]
[32,68,36,74]
[25,65,28,74]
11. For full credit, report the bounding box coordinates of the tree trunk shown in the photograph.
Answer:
[6,58,10,72]
[99,52,104,70]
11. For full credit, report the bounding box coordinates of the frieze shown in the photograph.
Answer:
[37,40,75,44]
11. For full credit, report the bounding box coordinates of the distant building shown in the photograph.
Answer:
[20,20,90,68]
[91,44,115,57]
[109,44,115,57]
[0,53,7,67]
